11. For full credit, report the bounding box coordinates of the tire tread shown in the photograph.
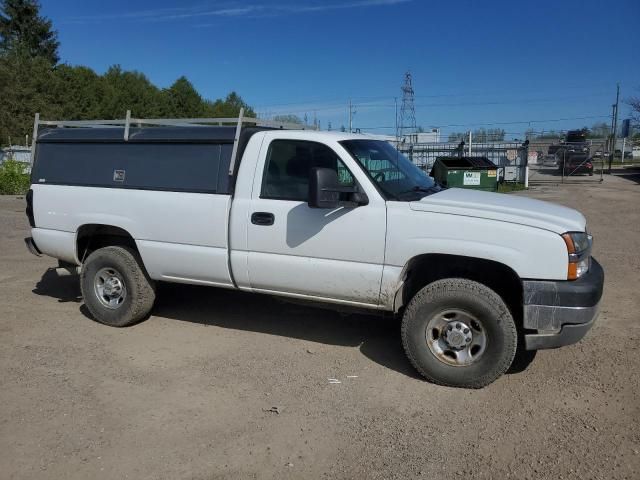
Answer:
[80,246,155,327]
[401,278,517,388]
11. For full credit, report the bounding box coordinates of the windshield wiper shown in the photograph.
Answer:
[397,185,438,196]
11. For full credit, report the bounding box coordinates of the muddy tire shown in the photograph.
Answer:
[80,246,156,327]
[401,278,517,388]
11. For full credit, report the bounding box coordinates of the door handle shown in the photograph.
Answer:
[251,212,275,226]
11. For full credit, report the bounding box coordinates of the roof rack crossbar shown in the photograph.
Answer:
[31,111,320,169]
[34,114,318,131]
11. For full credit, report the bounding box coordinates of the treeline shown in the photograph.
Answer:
[524,123,613,141]
[0,0,255,147]
[447,128,506,143]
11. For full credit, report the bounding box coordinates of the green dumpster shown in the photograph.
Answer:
[430,157,498,191]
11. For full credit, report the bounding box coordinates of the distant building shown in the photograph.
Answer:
[1,146,32,173]
[361,128,441,145]
[400,129,441,144]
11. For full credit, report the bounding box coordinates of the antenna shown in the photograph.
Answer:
[398,71,417,141]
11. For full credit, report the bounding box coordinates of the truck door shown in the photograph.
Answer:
[246,138,386,306]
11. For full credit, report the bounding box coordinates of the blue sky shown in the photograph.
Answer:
[42,0,639,138]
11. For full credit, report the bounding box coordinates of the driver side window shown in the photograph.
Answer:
[261,140,355,201]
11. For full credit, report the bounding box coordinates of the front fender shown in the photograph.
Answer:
[384,203,568,280]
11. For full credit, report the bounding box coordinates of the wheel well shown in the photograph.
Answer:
[400,254,523,325]
[76,224,137,263]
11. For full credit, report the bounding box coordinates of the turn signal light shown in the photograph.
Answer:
[562,232,592,280]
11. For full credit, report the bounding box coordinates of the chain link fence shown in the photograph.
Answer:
[527,139,607,184]
[397,141,529,186]
[396,137,626,187]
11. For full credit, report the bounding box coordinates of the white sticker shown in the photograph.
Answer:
[463,171,481,186]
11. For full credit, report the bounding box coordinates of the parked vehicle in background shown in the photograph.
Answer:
[547,144,562,157]
[613,150,633,160]
[542,154,558,166]
[565,130,587,144]
[549,131,590,166]
[24,113,604,388]
[559,155,593,176]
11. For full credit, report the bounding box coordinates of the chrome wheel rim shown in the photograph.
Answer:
[425,309,487,366]
[94,267,127,309]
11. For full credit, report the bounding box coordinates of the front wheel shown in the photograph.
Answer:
[80,246,156,327]
[401,279,517,388]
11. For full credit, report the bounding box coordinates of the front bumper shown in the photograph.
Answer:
[523,258,604,350]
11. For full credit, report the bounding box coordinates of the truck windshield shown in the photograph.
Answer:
[340,139,441,200]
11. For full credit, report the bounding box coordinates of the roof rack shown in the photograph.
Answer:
[30,109,319,175]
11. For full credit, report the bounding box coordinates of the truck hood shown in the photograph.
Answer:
[410,188,585,234]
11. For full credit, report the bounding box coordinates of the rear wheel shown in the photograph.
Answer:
[80,246,156,327]
[401,278,517,388]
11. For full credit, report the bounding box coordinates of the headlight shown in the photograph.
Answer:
[561,232,593,280]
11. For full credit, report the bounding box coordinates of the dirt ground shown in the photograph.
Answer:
[1,172,639,480]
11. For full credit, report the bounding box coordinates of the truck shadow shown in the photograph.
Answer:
[32,271,535,379]
[612,168,640,184]
[153,282,423,379]
[32,268,82,303]
[285,203,349,248]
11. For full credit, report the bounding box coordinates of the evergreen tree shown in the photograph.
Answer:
[0,0,59,63]
[100,65,165,118]
[0,48,61,144]
[165,76,205,117]
[204,92,256,118]
[53,65,105,119]
[0,2,257,145]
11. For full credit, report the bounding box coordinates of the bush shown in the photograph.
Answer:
[0,159,31,195]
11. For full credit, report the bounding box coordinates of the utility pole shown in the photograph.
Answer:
[394,97,399,143]
[348,100,356,133]
[609,103,616,154]
[609,83,620,173]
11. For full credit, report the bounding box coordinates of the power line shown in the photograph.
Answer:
[353,114,611,131]
[256,94,613,117]
[413,94,612,108]
[253,84,615,109]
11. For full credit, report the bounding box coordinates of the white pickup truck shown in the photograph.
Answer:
[24,114,604,388]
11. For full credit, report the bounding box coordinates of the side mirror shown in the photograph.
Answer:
[309,167,340,209]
